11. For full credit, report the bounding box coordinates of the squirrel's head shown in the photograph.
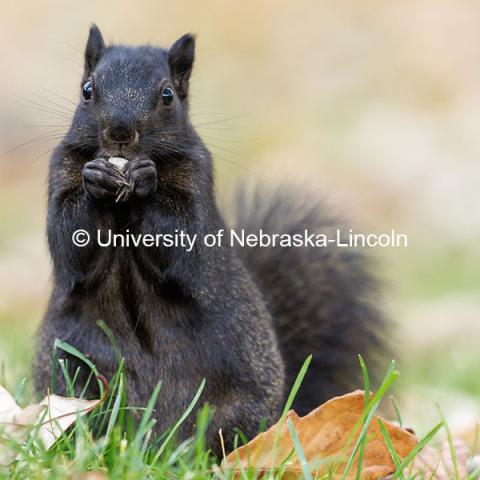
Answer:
[71,25,197,160]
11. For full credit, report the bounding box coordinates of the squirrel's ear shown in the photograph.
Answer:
[83,24,105,81]
[168,33,195,100]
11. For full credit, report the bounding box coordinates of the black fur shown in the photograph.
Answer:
[34,26,387,455]
[232,187,387,415]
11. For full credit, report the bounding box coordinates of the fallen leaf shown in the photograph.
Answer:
[0,387,44,466]
[37,393,103,449]
[0,386,20,423]
[222,390,417,479]
[0,384,103,466]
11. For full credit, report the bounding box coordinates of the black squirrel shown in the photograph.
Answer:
[34,26,386,454]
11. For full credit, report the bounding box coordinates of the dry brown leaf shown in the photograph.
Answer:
[222,390,418,479]
[0,384,102,466]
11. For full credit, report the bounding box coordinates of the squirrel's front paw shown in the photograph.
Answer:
[121,157,158,200]
[82,158,126,201]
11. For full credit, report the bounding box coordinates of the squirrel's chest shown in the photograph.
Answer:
[89,248,217,355]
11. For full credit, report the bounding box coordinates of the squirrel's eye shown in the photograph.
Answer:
[82,81,93,101]
[161,86,174,106]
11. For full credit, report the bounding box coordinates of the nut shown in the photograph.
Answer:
[108,156,129,171]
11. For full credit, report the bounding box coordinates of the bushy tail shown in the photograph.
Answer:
[230,185,388,414]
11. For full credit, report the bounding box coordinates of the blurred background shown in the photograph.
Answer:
[0,0,478,433]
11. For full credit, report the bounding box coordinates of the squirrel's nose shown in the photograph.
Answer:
[103,123,137,144]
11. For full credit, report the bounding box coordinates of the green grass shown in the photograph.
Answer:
[402,340,480,398]
[0,349,470,479]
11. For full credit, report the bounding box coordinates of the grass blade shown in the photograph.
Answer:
[391,421,444,479]
[390,396,403,428]
[437,405,459,480]
[378,418,405,480]
[267,355,312,473]
[151,378,206,465]
[341,360,398,480]
[134,381,162,451]
[355,355,371,480]
[54,339,103,396]
[287,416,313,480]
